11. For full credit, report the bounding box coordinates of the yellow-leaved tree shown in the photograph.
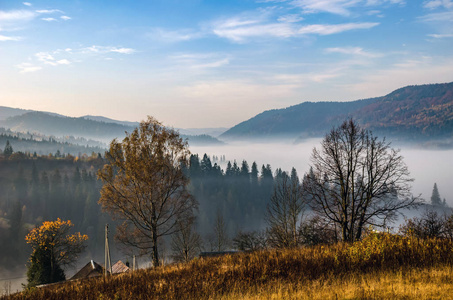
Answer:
[25,218,88,287]
[97,116,197,267]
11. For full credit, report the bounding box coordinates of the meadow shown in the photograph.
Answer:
[4,232,453,299]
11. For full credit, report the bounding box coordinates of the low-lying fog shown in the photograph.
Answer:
[190,139,453,206]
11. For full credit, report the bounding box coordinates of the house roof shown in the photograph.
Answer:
[111,260,130,274]
[70,260,104,280]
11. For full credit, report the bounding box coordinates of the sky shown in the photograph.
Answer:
[1,0,453,128]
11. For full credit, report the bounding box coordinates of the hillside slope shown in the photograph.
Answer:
[221,82,453,141]
[7,233,453,299]
[0,112,223,146]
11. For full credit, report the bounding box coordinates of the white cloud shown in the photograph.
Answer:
[110,47,135,54]
[290,0,361,16]
[16,63,42,73]
[277,14,304,22]
[36,51,71,66]
[424,0,453,10]
[56,59,71,65]
[169,53,231,70]
[298,22,379,35]
[213,23,296,42]
[23,2,32,6]
[0,34,22,41]
[289,0,405,16]
[212,15,379,42]
[82,45,136,54]
[146,28,203,42]
[35,9,63,14]
[428,33,453,38]
[60,15,71,20]
[0,10,36,21]
[325,46,382,57]
[41,17,57,22]
[420,10,453,22]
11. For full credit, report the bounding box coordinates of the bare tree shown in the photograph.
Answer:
[233,230,267,251]
[97,116,197,267]
[400,209,453,240]
[266,168,306,248]
[304,119,420,242]
[212,210,230,251]
[170,218,202,263]
[299,215,338,246]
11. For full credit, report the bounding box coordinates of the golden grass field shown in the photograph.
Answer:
[4,232,453,299]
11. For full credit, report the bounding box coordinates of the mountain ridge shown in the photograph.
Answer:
[221,82,453,142]
[0,111,224,147]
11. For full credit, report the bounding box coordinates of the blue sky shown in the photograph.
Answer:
[1,0,453,128]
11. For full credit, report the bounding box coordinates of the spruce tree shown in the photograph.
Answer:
[431,183,442,206]
[3,140,13,158]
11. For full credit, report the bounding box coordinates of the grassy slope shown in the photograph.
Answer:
[6,233,453,299]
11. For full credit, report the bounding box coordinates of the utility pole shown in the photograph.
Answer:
[105,224,112,277]
[133,255,136,272]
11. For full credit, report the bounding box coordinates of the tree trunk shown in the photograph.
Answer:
[152,227,159,267]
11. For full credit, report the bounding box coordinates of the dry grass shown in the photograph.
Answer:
[220,267,453,299]
[4,233,453,299]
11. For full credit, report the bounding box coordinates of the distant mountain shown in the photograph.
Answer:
[0,112,134,143]
[83,115,227,137]
[221,82,453,143]
[0,111,224,147]
[82,115,140,128]
[178,127,228,137]
[0,106,32,121]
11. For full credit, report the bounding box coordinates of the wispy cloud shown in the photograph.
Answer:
[423,0,453,10]
[298,22,378,34]
[146,28,203,43]
[428,33,453,38]
[16,63,42,73]
[325,46,382,57]
[0,34,22,41]
[420,10,453,22]
[16,44,136,73]
[277,14,304,22]
[81,45,136,54]
[35,9,63,14]
[0,10,36,21]
[36,52,72,66]
[290,0,405,16]
[212,14,379,42]
[169,53,231,70]
[60,15,71,21]
[23,2,32,7]
[41,17,57,22]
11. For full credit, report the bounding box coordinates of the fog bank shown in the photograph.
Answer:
[190,140,453,206]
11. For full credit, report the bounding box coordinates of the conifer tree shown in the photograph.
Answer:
[431,183,442,206]
[3,140,13,158]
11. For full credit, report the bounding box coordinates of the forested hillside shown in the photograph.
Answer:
[0,112,133,142]
[0,112,223,146]
[221,82,453,142]
[354,82,453,139]
[0,154,107,271]
[0,151,283,273]
[0,132,105,156]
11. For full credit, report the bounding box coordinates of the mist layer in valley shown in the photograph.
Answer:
[190,140,453,208]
